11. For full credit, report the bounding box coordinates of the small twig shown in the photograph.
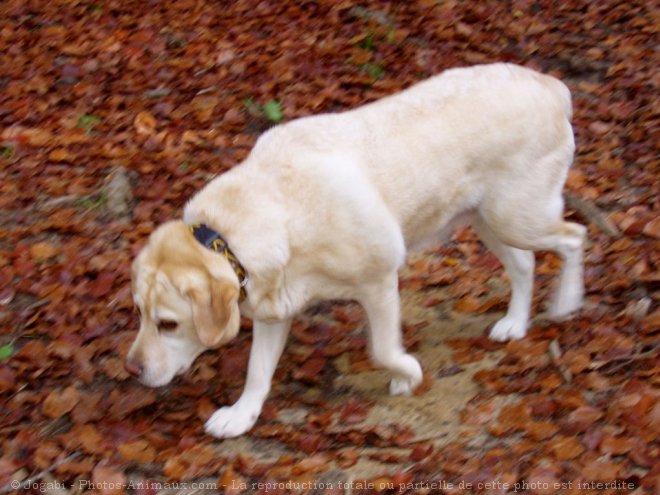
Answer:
[549,339,572,383]
[590,346,659,375]
[0,452,81,494]
[565,192,621,238]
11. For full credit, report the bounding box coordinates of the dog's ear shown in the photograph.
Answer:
[188,278,240,347]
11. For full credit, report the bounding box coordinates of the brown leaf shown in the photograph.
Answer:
[642,216,660,238]
[108,387,157,419]
[54,457,95,476]
[162,444,217,480]
[196,397,217,422]
[223,107,244,126]
[71,390,103,423]
[423,267,456,287]
[33,443,61,470]
[134,111,157,135]
[462,398,498,426]
[548,436,584,460]
[30,242,59,262]
[192,95,219,123]
[118,439,156,463]
[336,449,360,468]
[454,294,482,313]
[562,349,591,374]
[297,433,325,454]
[92,463,126,495]
[48,148,74,162]
[21,128,54,146]
[42,386,81,418]
[0,366,16,393]
[524,421,559,441]
[101,356,130,380]
[539,372,563,391]
[581,458,622,482]
[599,436,635,455]
[292,454,329,475]
[583,372,612,391]
[452,349,485,364]
[562,406,603,434]
[219,465,246,494]
[75,423,106,454]
[525,462,560,495]
[372,476,395,492]
[588,121,613,135]
[641,310,660,334]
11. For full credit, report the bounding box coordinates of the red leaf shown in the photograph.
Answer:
[292,357,326,383]
[339,398,372,425]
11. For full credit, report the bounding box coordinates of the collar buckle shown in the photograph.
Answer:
[190,223,248,302]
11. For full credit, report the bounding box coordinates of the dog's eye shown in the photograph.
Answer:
[158,319,178,332]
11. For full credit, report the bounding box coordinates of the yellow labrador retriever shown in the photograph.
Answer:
[127,63,585,438]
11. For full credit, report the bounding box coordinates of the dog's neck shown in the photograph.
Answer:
[189,223,248,301]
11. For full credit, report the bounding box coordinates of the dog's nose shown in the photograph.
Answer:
[124,359,143,378]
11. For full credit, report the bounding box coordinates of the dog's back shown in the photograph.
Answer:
[250,63,574,249]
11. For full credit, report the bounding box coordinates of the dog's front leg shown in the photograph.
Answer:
[360,272,423,395]
[205,318,291,438]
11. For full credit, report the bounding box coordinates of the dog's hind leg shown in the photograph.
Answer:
[473,217,535,341]
[478,151,586,330]
[359,272,423,395]
[538,221,587,320]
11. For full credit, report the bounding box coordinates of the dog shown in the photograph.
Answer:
[126,63,586,438]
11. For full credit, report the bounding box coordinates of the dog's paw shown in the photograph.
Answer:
[489,316,528,342]
[389,355,423,396]
[204,406,258,439]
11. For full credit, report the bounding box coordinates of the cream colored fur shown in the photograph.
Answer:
[128,63,586,438]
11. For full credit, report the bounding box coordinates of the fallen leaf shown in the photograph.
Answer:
[134,111,157,135]
[599,436,635,455]
[75,424,106,454]
[292,454,329,475]
[218,465,246,494]
[642,216,660,238]
[48,148,74,162]
[562,406,603,434]
[462,398,498,426]
[118,439,156,463]
[548,436,584,460]
[30,242,59,261]
[524,421,559,441]
[581,457,622,482]
[525,462,560,495]
[108,387,157,419]
[454,294,482,313]
[42,386,81,418]
[92,463,126,495]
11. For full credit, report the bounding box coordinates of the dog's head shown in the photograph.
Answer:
[126,220,241,387]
